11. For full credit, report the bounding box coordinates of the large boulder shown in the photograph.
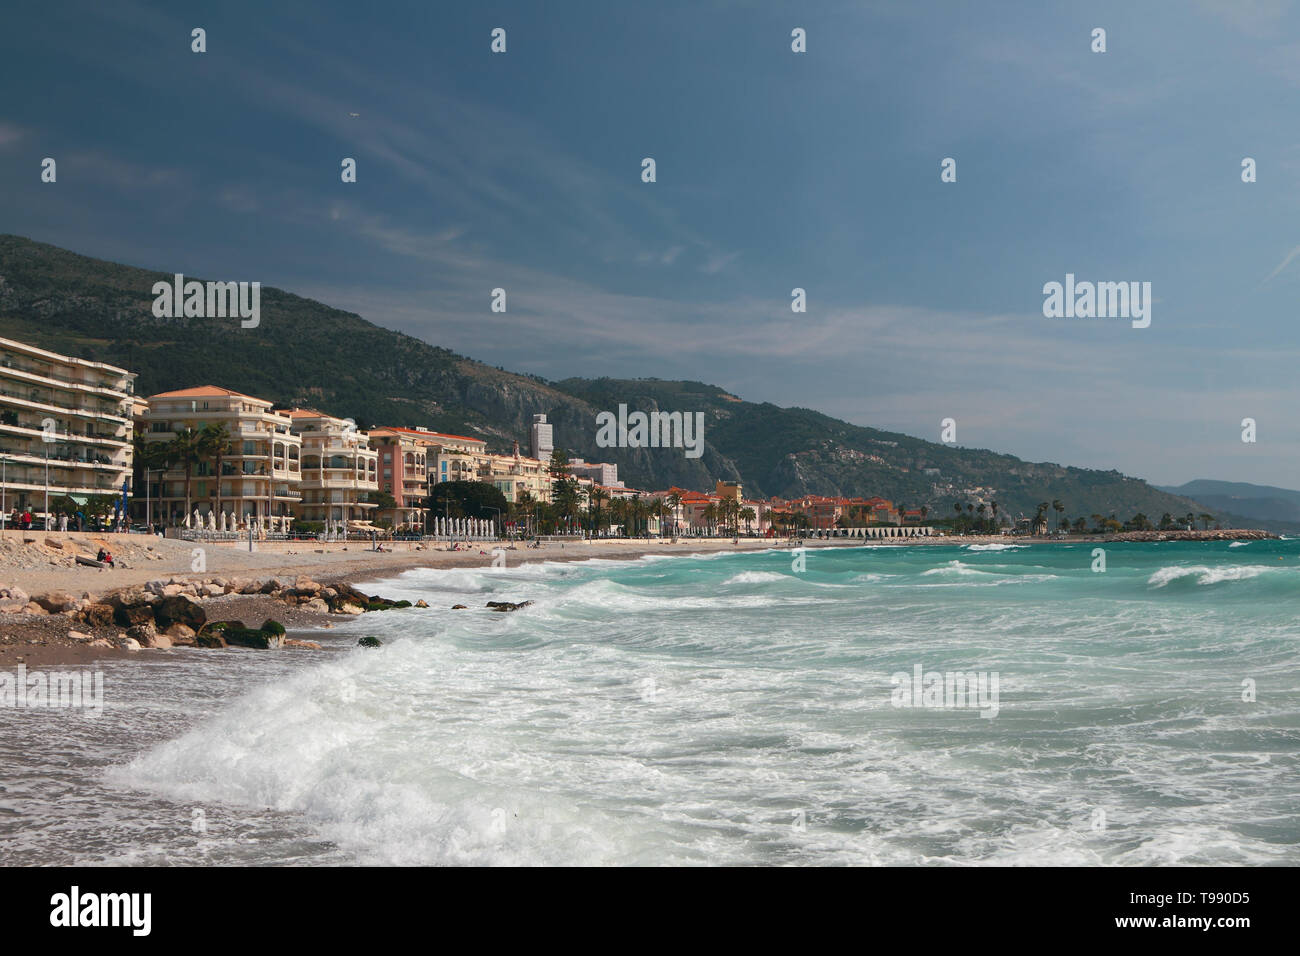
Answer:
[126,622,171,649]
[486,601,534,612]
[195,632,227,648]
[113,603,155,628]
[153,594,206,631]
[80,603,115,628]
[34,590,78,613]
[0,586,30,607]
[224,626,285,650]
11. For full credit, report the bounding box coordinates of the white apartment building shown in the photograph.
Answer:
[139,386,302,528]
[283,408,379,525]
[0,336,137,523]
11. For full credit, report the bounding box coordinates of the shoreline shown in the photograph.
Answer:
[0,529,1281,669]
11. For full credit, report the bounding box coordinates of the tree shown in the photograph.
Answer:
[167,428,204,521]
[588,487,609,535]
[426,481,507,521]
[666,492,683,536]
[199,423,234,517]
[1052,499,1065,531]
[740,506,756,534]
[133,430,177,520]
[702,502,718,536]
[548,450,580,527]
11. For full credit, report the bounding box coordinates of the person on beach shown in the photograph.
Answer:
[58,513,67,532]
[20,510,31,530]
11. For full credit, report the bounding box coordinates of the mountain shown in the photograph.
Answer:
[1156,480,1300,533]
[0,234,1217,521]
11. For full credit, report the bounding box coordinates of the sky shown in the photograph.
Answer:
[2,0,1299,490]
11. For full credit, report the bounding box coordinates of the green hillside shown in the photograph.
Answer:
[0,234,1216,521]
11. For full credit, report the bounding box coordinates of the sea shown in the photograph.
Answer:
[2,539,1297,866]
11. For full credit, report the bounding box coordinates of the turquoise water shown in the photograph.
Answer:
[6,540,1298,865]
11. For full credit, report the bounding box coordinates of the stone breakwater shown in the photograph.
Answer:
[1099,529,1279,543]
[0,575,426,652]
[0,574,533,659]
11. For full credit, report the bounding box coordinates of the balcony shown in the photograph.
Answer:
[0,358,129,395]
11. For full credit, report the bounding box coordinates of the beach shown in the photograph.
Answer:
[2,534,1294,866]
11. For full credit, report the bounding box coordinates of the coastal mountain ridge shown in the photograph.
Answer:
[1155,480,1300,533]
[0,234,1215,521]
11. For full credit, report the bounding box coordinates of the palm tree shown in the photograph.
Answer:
[989,500,998,530]
[651,498,668,538]
[1052,499,1065,531]
[666,492,683,536]
[1199,512,1213,530]
[740,506,756,534]
[168,427,204,523]
[588,487,608,536]
[133,430,176,525]
[702,502,718,536]
[199,423,234,518]
[513,489,535,537]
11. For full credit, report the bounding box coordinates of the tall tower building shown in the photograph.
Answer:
[530,413,553,461]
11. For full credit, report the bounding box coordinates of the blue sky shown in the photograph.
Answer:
[2,0,1299,489]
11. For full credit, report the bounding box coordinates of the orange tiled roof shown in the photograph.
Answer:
[149,385,267,402]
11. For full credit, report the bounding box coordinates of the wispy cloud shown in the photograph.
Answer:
[1263,244,1300,282]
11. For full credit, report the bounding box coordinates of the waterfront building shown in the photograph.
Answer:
[0,335,137,523]
[139,385,301,528]
[280,408,379,525]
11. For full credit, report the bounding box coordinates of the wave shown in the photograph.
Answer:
[1228,541,1250,548]
[1147,565,1273,588]
[963,543,1028,552]
[723,570,794,585]
[918,560,1055,585]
